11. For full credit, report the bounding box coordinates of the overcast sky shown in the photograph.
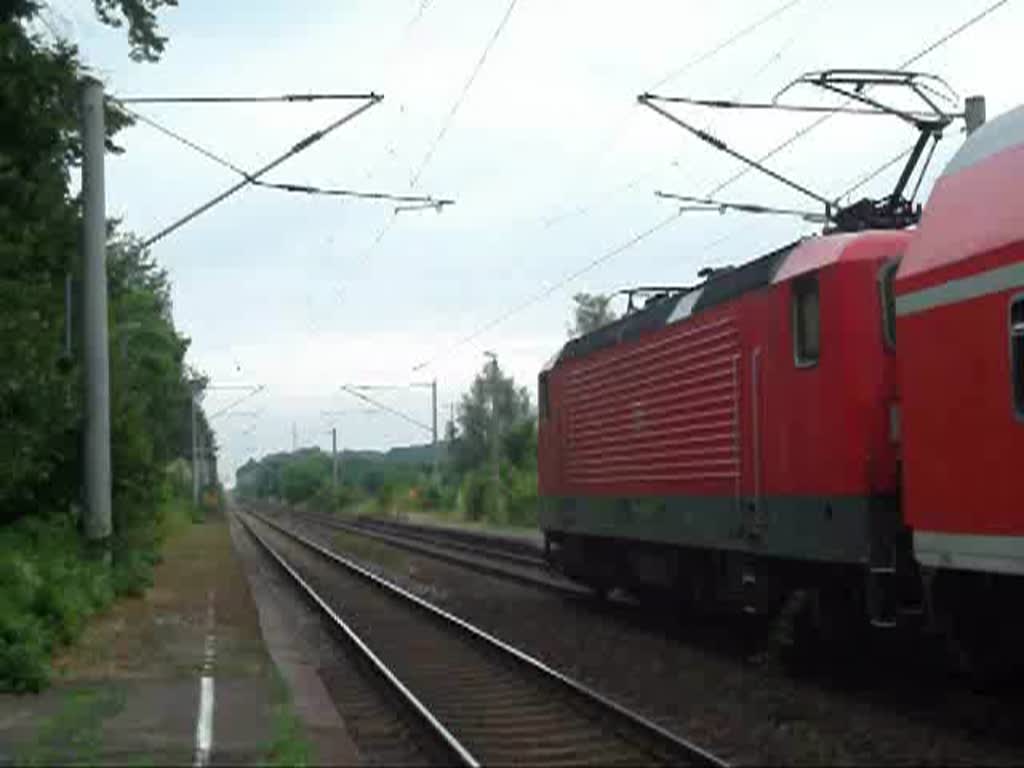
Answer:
[43,0,1021,485]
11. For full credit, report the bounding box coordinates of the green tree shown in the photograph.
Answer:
[1,10,87,521]
[568,292,617,337]
[105,234,219,516]
[280,452,331,505]
[0,0,178,524]
[448,356,536,522]
[90,0,178,62]
[449,356,532,475]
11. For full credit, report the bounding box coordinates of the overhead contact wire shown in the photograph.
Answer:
[340,387,434,434]
[408,0,519,189]
[114,101,253,177]
[834,144,916,201]
[117,92,379,104]
[411,211,684,371]
[709,0,1012,196]
[545,0,811,232]
[408,1,1010,372]
[122,103,446,205]
[141,96,383,248]
[648,0,806,90]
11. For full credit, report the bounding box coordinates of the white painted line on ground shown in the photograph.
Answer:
[194,589,217,767]
[194,676,215,767]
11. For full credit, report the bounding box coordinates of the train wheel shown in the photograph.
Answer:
[583,579,611,601]
[946,612,1024,690]
[931,572,1024,689]
[783,583,866,673]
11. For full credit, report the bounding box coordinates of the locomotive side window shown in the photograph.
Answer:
[793,274,820,366]
[1013,297,1024,418]
[878,260,899,350]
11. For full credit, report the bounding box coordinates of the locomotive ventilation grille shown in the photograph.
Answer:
[565,314,741,487]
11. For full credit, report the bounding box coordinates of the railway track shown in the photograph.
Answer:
[278,507,589,597]
[353,516,545,568]
[239,510,727,767]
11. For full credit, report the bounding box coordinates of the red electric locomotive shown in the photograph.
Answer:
[538,73,1024,663]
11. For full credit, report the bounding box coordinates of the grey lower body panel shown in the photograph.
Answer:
[915,530,1024,576]
[540,493,902,565]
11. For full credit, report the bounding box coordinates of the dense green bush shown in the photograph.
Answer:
[460,469,494,522]
[503,465,538,527]
[0,493,193,692]
[0,605,50,694]
[312,483,364,514]
[0,517,112,692]
[417,482,443,510]
[280,454,330,504]
[375,481,398,514]
[455,465,536,527]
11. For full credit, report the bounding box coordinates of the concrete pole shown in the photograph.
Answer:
[431,379,438,448]
[431,379,438,477]
[331,427,338,491]
[81,78,112,544]
[491,392,501,518]
[191,391,200,507]
[201,436,208,489]
[484,353,501,518]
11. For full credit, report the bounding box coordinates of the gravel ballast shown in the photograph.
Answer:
[268,505,1024,766]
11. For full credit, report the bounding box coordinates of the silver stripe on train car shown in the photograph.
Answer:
[915,530,1024,576]
[895,261,1024,317]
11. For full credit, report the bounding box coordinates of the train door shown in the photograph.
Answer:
[744,346,767,541]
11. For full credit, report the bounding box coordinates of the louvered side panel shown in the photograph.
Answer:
[565,317,741,489]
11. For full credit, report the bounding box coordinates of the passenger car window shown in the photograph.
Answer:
[1012,297,1024,417]
[793,275,820,366]
[878,260,899,350]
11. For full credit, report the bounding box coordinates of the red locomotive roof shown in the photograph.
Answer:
[773,230,910,284]
[550,240,798,368]
[897,105,1024,293]
[547,231,911,371]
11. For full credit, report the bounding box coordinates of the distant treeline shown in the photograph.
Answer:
[235,445,441,512]
[237,357,539,527]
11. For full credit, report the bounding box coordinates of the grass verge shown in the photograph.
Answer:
[265,667,311,767]
[19,685,127,765]
[0,494,198,692]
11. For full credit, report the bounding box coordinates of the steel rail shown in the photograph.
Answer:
[248,509,729,767]
[239,512,480,766]
[347,517,545,567]
[279,507,586,597]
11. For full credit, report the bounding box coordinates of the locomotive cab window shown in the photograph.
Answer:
[793,275,820,366]
[1013,297,1024,418]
